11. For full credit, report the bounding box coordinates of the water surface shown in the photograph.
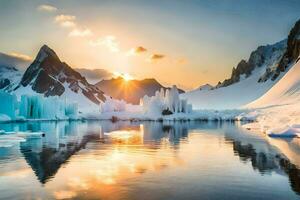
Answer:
[0,121,299,200]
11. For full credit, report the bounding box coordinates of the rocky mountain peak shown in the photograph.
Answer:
[271,19,300,80]
[16,45,105,104]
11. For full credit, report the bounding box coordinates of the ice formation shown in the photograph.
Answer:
[0,91,18,119]
[0,91,78,120]
[100,97,126,113]
[140,86,193,115]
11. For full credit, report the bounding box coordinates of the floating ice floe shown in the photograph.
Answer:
[0,131,45,147]
[0,135,26,147]
[267,125,300,138]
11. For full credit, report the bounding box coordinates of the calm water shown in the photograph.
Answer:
[0,121,299,200]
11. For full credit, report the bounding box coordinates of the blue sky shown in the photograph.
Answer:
[0,0,299,89]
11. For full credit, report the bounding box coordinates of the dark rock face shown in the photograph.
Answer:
[95,77,184,104]
[19,45,105,104]
[31,69,65,96]
[0,79,10,89]
[271,19,300,80]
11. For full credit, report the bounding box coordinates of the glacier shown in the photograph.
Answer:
[0,91,78,121]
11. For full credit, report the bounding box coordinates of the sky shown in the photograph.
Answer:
[0,0,299,90]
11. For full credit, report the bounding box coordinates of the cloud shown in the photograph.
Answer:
[54,14,76,28]
[0,52,31,70]
[37,4,57,12]
[55,15,76,23]
[8,52,32,62]
[149,54,165,60]
[126,46,147,56]
[69,28,93,37]
[53,190,77,200]
[60,20,76,28]
[76,68,113,83]
[89,36,120,52]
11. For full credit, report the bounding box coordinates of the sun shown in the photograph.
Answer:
[114,72,133,81]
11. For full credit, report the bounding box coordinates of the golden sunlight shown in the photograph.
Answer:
[113,72,134,81]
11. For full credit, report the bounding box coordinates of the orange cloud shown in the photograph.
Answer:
[8,52,32,61]
[134,46,147,53]
[126,46,147,56]
[150,54,165,60]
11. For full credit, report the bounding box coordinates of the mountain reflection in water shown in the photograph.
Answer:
[0,121,299,200]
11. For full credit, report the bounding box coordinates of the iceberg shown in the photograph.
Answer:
[267,125,300,138]
[140,86,193,115]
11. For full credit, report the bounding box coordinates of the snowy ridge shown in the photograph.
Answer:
[247,61,300,108]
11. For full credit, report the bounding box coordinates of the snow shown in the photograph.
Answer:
[182,66,282,109]
[242,61,300,137]
[247,61,300,108]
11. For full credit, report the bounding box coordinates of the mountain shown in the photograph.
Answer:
[215,39,287,88]
[76,68,113,84]
[14,45,106,107]
[197,84,213,91]
[96,77,185,104]
[0,65,22,92]
[0,52,31,92]
[182,19,300,109]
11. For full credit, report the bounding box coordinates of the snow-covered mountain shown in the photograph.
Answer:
[14,45,106,111]
[0,65,22,92]
[182,19,300,109]
[197,84,213,91]
[182,40,287,109]
[96,77,185,104]
[0,52,30,92]
[0,52,31,70]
